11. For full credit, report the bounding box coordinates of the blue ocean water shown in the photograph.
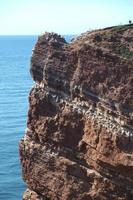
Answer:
[0,36,37,200]
[0,35,73,200]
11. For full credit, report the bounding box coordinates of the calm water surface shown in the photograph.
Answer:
[0,36,37,200]
[0,35,73,199]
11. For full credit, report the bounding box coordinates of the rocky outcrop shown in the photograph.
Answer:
[20,24,133,200]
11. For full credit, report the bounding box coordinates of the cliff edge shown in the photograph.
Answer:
[20,24,133,200]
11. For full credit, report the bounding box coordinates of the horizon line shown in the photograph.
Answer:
[0,34,75,36]
[0,23,132,37]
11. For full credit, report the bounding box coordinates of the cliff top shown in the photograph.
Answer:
[30,24,133,116]
[72,23,133,59]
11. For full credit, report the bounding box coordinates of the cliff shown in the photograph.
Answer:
[20,24,133,200]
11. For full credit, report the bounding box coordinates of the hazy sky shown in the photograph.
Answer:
[0,0,133,35]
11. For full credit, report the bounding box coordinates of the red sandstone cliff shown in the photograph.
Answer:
[20,24,133,200]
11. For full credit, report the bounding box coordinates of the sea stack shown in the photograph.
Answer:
[19,25,133,200]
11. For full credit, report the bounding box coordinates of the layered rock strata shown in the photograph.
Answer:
[20,25,133,200]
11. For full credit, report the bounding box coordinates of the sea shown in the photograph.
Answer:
[0,35,73,200]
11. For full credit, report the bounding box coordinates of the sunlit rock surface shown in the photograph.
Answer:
[20,24,133,200]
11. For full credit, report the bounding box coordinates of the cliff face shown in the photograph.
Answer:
[20,24,133,200]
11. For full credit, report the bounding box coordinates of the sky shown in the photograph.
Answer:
[0,0,133,35]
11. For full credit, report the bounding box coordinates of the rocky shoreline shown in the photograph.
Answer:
[20,25,133,199]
